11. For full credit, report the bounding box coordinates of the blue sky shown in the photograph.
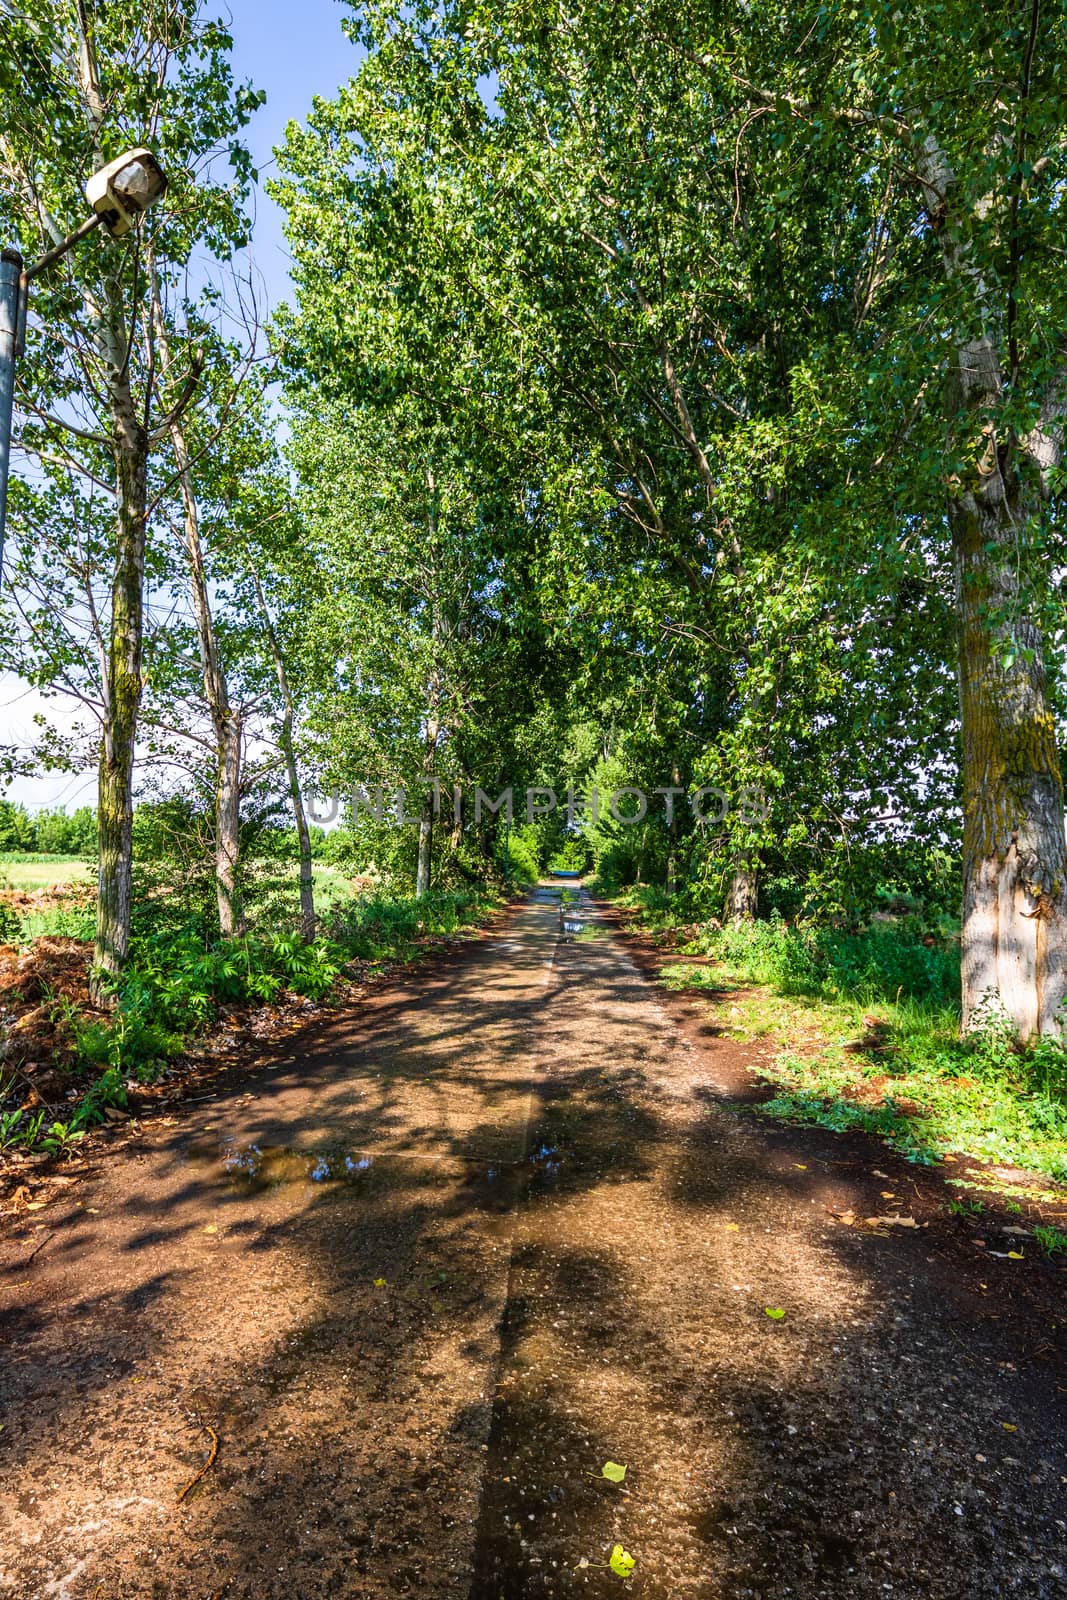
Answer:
[0,0,364,810]
[225,0,366,315]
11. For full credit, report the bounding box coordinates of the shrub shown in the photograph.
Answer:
[698,915,960,1009]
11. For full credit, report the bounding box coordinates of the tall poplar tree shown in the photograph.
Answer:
[0,0,260,987]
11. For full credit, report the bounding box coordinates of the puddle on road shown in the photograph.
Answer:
[183,1137,520,1213]
[222,1144,375,1190]
[526,1140,564,1192]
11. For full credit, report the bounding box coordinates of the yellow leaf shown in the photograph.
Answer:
[203,1225,218,1235]
[723,1222,740,1232]
[764,1307,786,1320]
[793,1163,807,1170]
[373,1277,387,1287]
[608,1544,635,1577]
[1001,1422,1017,1432]
[1007,1251,1024,1260]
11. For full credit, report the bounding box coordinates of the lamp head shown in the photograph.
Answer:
[84,148,168,238]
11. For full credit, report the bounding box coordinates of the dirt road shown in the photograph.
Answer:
[1,888,1064,1599]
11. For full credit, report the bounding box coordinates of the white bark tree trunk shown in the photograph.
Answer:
[918,136,1067,1039]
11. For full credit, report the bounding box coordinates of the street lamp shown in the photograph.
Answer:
[0,148,168,579]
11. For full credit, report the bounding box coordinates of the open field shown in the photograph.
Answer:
[310,862,356,909]
[0,857,357,901]
[0,856,94,890]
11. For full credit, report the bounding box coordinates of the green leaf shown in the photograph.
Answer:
[764,1306,786,1320]
[601,1461,627,1482]
[608,1545,636,1577]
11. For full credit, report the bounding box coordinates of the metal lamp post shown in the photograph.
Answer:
[0,148,168,581]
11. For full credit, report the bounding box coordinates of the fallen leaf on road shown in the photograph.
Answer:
[764,1307,786,1320]
[609,1545,635,1577]
[600,1461,627,1482]
[1007,1251,1025,1260]
[1001,1422,1017,1432]
[203,1225,218,1235]
[723,1222,740,1232]
[373,1277,387,1287]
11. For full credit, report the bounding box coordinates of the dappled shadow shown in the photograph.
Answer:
[0,888,1064,1598]
[466,905,1067,1599]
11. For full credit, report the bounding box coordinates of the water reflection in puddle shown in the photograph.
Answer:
[215,1143,377,1192]
[527,1141,563,1184]
[185,1137,517,1213]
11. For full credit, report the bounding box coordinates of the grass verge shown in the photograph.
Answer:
[0,885,504,1157]
[613,887,1067,1184]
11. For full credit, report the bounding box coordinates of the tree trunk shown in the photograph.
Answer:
[415,723,439,901]
[417,467,444,903]
[284,715,317,942]
[94,415,146,992]
[149,271,242,938]
[416,789,434,900]
[917,137,1067,1040]
[214,710,243,938]
[78,17,147,998]
[953,431,1067,1039]
[249,567,316,941]
[726,862,758,923]
[666,764,680,897]
[449,787,464,852]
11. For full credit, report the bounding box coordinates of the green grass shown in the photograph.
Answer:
[0,882,504,1157]
[622,892,1067,1183]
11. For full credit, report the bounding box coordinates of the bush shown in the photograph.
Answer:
[329,887,494,959]
[502,826,541,885]
[546,834,590,874]
[698,915,960,1009]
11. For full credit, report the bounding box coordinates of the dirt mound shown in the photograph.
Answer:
[0,880,94,912]
[0,937,94,1008]
[0,939,96,1095]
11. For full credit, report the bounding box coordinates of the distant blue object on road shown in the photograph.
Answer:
[551,870,582,879]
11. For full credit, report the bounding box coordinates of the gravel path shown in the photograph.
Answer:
[1,888,1064,1599]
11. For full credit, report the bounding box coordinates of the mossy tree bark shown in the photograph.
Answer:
[951,381,1067,1039]
[94,394,147,991]
[920,131,1067,1039]
[726,863,759,924]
